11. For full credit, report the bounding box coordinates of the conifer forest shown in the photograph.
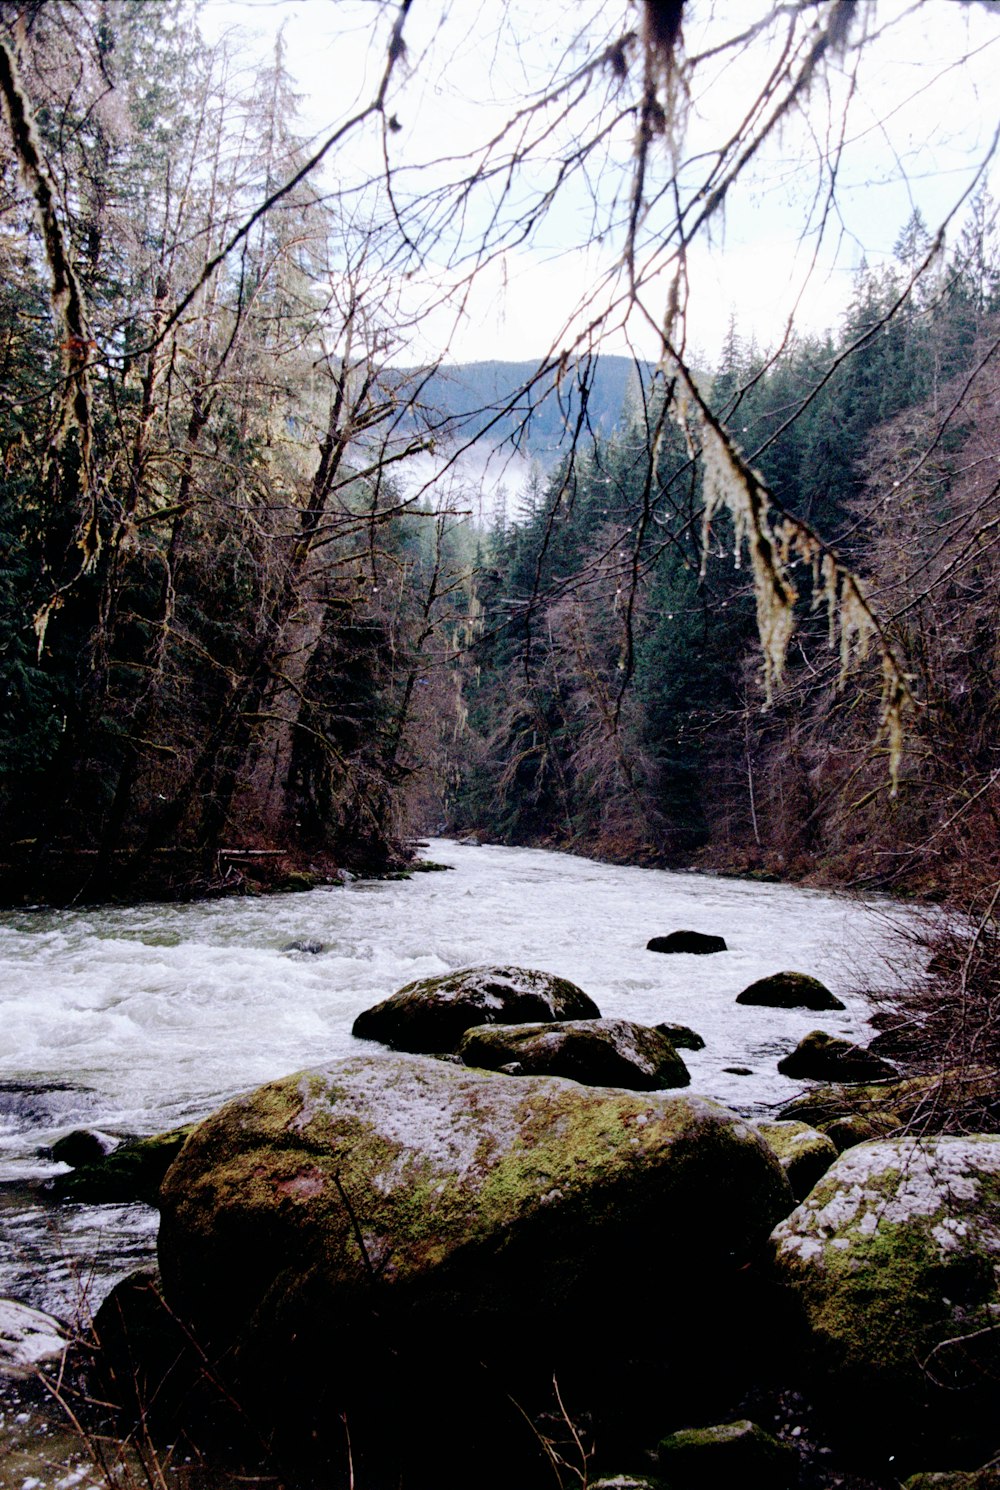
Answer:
[0,0,996,913]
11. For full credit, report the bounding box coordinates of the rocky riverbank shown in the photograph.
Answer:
[7,962,996,1490]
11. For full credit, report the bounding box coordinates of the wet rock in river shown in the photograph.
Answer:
[49,1127,120,1167]
[646,930,727,955]
[736,971,845,1011]
[53,1123,197,1205]
[654,1021,705,1050]
[457,1017,690,1090]
[776,1029,897,1083]
[352,963,600,1053]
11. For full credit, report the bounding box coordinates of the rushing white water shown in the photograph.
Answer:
[0,838,927,1318]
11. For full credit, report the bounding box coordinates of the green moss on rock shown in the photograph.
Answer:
[53,1124,197,1205]
[736,971,845,1011]
[657,1419,794,1487]
[751,1119,838,1200]
[771,1136,1000,1446]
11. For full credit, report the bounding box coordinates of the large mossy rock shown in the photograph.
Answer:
[657,1419,794,1488]
[457,1018,690,1091]
[157,1054,793,1484]
[771,1136,1000,1450]
[751,1119,838,1201]
[352,964,600,1053]
[777,1029,897,1083]
[736,971,845,1011]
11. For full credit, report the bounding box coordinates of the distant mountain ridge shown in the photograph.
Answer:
[398,356,655,463]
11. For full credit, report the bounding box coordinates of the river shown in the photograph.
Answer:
[0,838,927,1324]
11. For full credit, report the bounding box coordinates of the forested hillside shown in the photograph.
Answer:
[446,209,1000,899]
[0,3,475,901]
[0,0,996,911]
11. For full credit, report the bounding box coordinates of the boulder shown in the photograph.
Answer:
[49,1127,120,1167]
[657,1420,794,1488]
[655,1023,705,1051]
[352,964,600,1053]
[822,1111,903,1151]
[751,1119,838,1201]
[904,1470,1000,1490]
[646,931,727,955]
[457,1018,690,1090]
[771,1136,1000,1449]
[281,939,324,955]
[590,1479,664,1490]
[777,1030,897,1083]
[736,971,844,1011]
[0,1299,66,1375]
[157,1054,793,1483]
[53,1124,196,1205]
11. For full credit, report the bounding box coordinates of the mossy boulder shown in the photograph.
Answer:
[736,971,845,1011]
[777,1030,897,1083]
[771,1136,1000,1448]
[352,964,600,1053]
[157,1054,792,1482]
[52,1124,196,1205]
[457,1018,690,1091]
[904,1469,1000,1490]
[655,1022,705,1051]
[657,1419,794,1487]
[751,1119,838,1201]
[822,1110,904,1151]
[646,931,727,955]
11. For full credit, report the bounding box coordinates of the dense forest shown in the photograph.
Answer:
[0,0,997,918]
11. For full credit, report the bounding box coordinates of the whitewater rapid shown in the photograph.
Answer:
[0,839,927,1316]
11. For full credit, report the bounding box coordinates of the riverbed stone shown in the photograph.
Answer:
[771,1136,1000,1446]
[654,1022,705,1050]
[157,1053,793,1481]
[736,971,844,1010]
[646,930,727,954]
[352,964,600,1053]
[904,1469,1000,1490]
[49,1127,120,1167]
[751,1119,838,1201]
[53,1123,196,1204]
[657,1419,794,1488]
[0,1300,66,1374]
[777,1030,897,1083]
[457,1018,690,1090]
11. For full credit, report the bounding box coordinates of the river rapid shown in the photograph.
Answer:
[0,838,927,1323]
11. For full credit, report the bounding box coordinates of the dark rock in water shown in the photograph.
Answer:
[657,1420,794,1488]
[52,1124,196,1205]
[49,1128,120,1167]
[735,971,845,1011]
[722,1066,754,1076]
[281,939,325,955]
[157,1054,792,1484]
[777,1029,896,1082]
[457,1018,690,1090]
[646,930,727,955]
[352,964,600,1053]
[655,1022,705,1050]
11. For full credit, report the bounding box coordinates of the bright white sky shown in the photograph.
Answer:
[198,0,1000,367]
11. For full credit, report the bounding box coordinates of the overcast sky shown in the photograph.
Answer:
[198,0,1000,366]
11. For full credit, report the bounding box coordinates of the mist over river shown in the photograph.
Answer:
[0,839,928,1320]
